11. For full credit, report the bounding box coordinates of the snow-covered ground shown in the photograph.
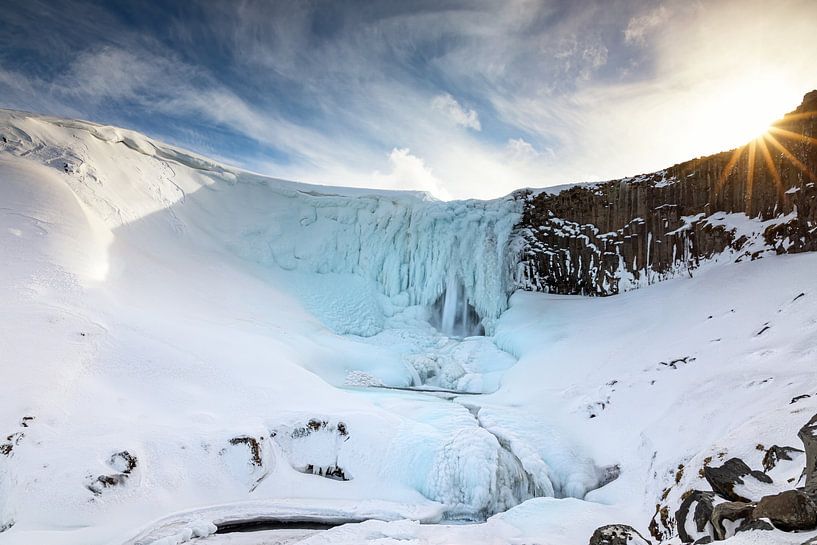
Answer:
[0,109,815,545]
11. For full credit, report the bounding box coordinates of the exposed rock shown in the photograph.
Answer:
[109,450,138,474]
[704,458,772,502]
[763,445,804,472]
[86,449,139,495]
[800,414,817,498]
[711,501,756,541]
[736,518,774,533]
[692,537,713,544]
[86,473,128,495]
[676,491,715,543]
[229,436,263,466]
[515,91,817,296]
[752,490,817,531]
[588,524,652,545]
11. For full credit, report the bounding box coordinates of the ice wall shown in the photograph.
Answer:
[228,183,522,334]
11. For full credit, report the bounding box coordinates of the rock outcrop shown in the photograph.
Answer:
[800,414,817,498]
[710,501,755,541]
[514,91,817,296]
[703,458,773,503]
[589,524,652,545]
[676,491,715,543]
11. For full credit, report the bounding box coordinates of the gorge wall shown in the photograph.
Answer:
[513,91,817,296]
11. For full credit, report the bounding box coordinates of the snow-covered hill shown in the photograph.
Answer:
[0,109,815,545]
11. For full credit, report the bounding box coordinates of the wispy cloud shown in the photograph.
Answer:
[624,5,669,45]
[1,0,815,200]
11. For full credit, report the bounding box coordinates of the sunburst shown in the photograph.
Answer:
[715,111,817,207]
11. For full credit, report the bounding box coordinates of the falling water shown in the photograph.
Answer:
[431,276,485,338]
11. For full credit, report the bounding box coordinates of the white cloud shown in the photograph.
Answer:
[431,93,481,131]
[624,5,669,45]
[372,148,451,200]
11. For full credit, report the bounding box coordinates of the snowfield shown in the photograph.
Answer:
[0,109,815,545]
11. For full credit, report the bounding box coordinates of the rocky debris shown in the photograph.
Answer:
[711,501,755,540]
[704,458,772,502]
[0,520,14,533]
[87,473,128,495]
[676,491,715,543]
[589,524,652,545]
[228,436,263,467]
[514,91,817,296]
[799,414,817,498]
[0,435,18,456]
[792,394,812,404]
[752,490,817,531]
[763,445,804,472]
[1,417,35,456]
[86,449,138,495]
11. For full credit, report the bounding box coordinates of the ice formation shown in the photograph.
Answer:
[233,191,522,335]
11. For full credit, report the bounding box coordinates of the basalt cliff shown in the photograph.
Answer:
[514,91,817,296]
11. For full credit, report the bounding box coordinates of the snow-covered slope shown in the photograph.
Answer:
[0,109,815,545]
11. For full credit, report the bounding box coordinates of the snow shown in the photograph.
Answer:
[1,108,816,545]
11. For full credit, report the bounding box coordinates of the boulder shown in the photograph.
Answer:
[589,524,652,545]
[711,501,755,540]
[799,414,817,498]
[762,445,804,472]
[703,458,772,502]
[752,490,817,531]
[675,491,715,543]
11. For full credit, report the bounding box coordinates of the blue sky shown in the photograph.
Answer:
[2,0,816,199]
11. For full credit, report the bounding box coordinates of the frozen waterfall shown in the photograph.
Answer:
[430,276,485,337]
[228,187,523,335]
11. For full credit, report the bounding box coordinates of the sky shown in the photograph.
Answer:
[1,0,816,200]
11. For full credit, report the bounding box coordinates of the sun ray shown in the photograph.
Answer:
[746,140,756,212]
[768,126,817,146]
[716,146,745,198]
[757,136,783,199]
[764,132,817,183]
[773,110,817,124]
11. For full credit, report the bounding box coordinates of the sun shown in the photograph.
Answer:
[704,75,795,151]
[716,103,817,201]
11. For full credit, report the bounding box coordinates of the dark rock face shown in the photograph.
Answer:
[753,490,817,531]
[589,524,652,545]
[800,414,817,498]
[704,458,772,503]
[514,91,817,296]
[711,501,756,541]
[675,491,715,543]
